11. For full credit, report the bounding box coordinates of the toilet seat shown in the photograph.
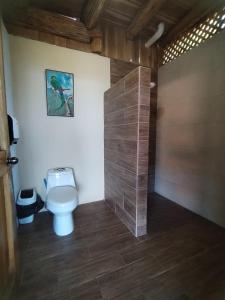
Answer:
[46,186,78,214]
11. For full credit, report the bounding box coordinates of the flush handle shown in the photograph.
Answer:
[7,157,19,165]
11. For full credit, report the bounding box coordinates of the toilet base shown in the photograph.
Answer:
[53,212,74,236]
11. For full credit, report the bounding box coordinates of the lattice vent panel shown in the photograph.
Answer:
[163,7,225,65]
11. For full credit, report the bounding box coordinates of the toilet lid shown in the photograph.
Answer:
[47,186,77,205]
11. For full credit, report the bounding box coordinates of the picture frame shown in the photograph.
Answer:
[45,69,74,117]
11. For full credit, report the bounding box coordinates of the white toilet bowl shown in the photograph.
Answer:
[46,186,78,236]
[45,168,78,236]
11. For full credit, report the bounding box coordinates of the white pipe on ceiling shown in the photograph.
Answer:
[145,22,165,48]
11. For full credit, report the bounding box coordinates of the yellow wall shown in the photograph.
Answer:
[9,35,110,203]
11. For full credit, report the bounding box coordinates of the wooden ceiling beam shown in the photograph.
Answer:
[83,0,107,29]
[127,0,166,40]
[1,0,30,9]
[4,6,90,43]
[12,0,30,7]
[161,0,225,46]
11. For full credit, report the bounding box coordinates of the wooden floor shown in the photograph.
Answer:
[13,194,225,300]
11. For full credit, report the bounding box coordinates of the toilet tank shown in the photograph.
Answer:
[46,168,76,193]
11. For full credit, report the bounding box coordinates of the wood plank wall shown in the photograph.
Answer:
[5,22,152,67]
[103,23,150,67]
[5,23,91,53]
[104,66,151,237]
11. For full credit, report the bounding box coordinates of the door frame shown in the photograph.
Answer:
[0,18,18,299]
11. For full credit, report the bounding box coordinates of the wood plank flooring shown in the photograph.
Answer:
[13,194,225,300]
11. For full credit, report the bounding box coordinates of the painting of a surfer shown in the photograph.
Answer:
[46,69,74,117]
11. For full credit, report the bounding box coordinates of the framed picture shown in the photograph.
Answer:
[45,69,74,117]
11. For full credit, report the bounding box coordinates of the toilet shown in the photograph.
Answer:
[46,167,78,236]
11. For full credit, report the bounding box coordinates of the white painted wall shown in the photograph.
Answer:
[156,30,225,227]
[9,35,110,204]
[1,23,20,199]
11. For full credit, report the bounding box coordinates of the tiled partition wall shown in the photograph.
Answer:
[104,66,151,237]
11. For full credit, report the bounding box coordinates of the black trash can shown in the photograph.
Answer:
[16,189,44,224]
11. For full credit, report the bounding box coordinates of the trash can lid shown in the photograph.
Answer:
[17,189,37,205]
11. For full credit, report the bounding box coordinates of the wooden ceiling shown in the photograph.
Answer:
[2,0,225,66]
[3,0,225,40]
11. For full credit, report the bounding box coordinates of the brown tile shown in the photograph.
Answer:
[104,80,125,102]
[138,140,149,156]
[139,86,151,105]
[140,67,151,88]
[124,198,136,220]
[105,123,138,141]
[138,122,149,139]
[109,175,136,205]
[15,197,225,300]
[104,87,138,114]
[105,139,137,156]
[136,189,148,206]
[83,252,125,280]
[137,174,148,189]
[105,160,137,188]
[137,157,149,175]
[111,289,145,300]
[105,105,138,126]
[116,204,136,236]
[110,59,138,85]
[69,279,103,300]
[98,254,164,299]
[109,187,124,208]
[136,225,147,236]
[88,230,138,258]
[136,205,147,227]
[104,66,151,237]
[105,149,137,173]
[139,105,150,123]
[124,67,139,91]
[104,197,115,211]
